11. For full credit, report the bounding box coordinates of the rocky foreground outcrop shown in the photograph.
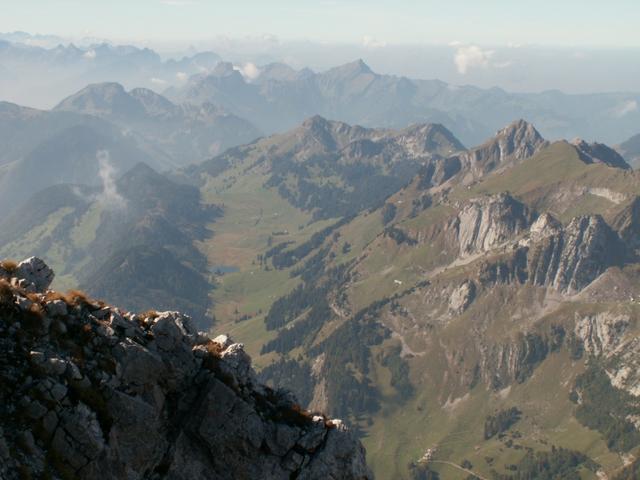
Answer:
[0,258,371,479]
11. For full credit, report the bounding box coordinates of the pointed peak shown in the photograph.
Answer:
[117,162,168,192]
[496,119,543,139]
[326,59,374,77]
[123,161,158,178]
[352,58,373,73]
[302,115,330,129]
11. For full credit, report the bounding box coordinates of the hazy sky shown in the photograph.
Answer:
[2,0,640,47]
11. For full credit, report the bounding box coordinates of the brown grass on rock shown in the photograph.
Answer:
[0,260,18,273]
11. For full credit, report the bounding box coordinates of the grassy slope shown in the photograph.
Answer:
[0,206,82,289]
[363,300,634,480]
[198,165,339,364]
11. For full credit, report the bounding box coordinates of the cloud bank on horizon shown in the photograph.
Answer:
[1,0,639,48]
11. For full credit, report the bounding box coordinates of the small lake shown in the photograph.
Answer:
[210,264,240,275]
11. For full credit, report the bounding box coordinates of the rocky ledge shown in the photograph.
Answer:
[0,258,371,479]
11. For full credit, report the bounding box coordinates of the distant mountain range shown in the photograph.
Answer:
[169,59,640,146]
[0,38,221,107]
[54,82,261,164]
[0,84,261,216]
[2,35,640,148]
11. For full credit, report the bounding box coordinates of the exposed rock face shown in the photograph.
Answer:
[456,119,548,182]
[572,138,631,170]
[448,281,476,314]
[456,193,533,255]
[475,211,623,294]
[526,215,623,293]
[416,156,462,189]
[574,312,630,357]
[0,259,371,480]
[396,123,466,157]
[479,331,556,389]
[607,337,640,397]
[612,196,640,251]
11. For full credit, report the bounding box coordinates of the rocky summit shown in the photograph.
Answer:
[0,257,371,479]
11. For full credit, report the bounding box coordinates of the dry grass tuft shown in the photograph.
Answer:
[63,290,96,308]
[44,291,66,302]
[140,310,160,320]
[0,260,18,273]
[201,340,225,371]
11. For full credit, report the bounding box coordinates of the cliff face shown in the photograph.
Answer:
[526,214,623,293]
[0,258,371,480]
[462,202,623,294]
[456,193,533,255]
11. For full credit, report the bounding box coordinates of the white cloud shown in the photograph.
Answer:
[454,45,494,74]
[83,49,96,60]
[233,62,261,81]
[150,77,167,85]
[176,71,188,82]
[612,99,638,118]
[96,150,126,210]
[362,35,387,48]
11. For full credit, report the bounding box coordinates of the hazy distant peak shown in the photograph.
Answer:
[55,81,127,104]
[257,62,303,82]
[53,82,188,121]
[121,161,158,179]
[128,87,175,115]
[54,82,145,118]
[83,81,125,93]
[324,58,374,78]
[571,138,631,170]
[116,162,171,196]
[210,61,240,77]
[0,100,40,116]
[301,114,331,129]
[299,114,363,137]
[56,81,127,100]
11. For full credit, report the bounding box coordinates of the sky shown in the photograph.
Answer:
[2,0,640,47]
